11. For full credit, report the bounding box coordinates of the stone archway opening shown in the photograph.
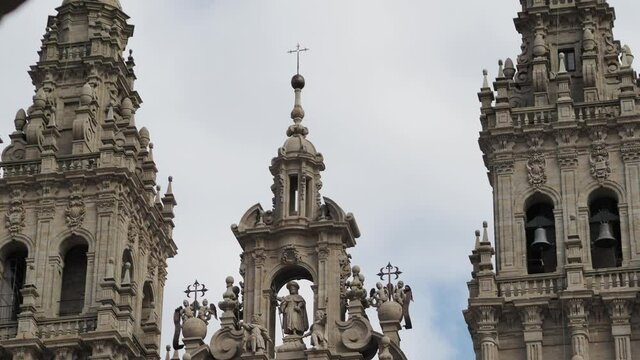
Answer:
[268,265,315,355]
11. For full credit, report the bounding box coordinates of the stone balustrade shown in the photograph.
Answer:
[498,274,563,299]
[574,102,620,122]
[36,315,97,339]
[0,160,41,178]
[586,268,640,293]
[511,108,556,128]
[59,43,92,60]
[57,154,99,172]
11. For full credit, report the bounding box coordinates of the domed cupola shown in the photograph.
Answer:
[270,73,325,222]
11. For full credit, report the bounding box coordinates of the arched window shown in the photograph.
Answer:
[141,281,155,324]
[589,191,621,269]
[0,243,27,322]
[59,244,88,316]
[525,194,557,274]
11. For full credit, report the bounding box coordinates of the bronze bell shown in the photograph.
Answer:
[530,227,552,249]
[594,222,617,248]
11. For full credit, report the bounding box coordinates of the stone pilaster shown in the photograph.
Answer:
[518,304,544,360]
[605,298,633,360]
[477,306,499,360]
[566,299,590,360]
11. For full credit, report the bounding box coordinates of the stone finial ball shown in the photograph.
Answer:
[291,74,305,89]
[381,336,391,346]
[483,221,488,228]
[352,265,361,274]
[225,276,234,284]
[475,230,481,237]
[166,345,171,351]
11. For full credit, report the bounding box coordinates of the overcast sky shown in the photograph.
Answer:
[3,1,640,359]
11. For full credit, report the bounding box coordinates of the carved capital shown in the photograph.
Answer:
[519,305,544,330]
[607,299,633,324]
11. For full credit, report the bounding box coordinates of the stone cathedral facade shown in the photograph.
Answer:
[0,0,177,358]
[465,0,640,359]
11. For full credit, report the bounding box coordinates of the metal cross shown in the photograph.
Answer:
[287,43,309,74]
[184,279,208,303]
[378,262,403,287]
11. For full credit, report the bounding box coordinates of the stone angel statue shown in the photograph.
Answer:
[197,299,218,325]
[402,285,413,329]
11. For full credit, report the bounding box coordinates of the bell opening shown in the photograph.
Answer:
[589,194,622,269]
[525,198,557,274]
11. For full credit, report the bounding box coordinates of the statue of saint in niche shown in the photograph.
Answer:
[277,281,309,336]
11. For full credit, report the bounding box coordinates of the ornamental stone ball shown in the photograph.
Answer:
[182,316,207,339]
[291,74,305,89]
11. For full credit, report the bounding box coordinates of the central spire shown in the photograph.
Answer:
[287,73,309,138]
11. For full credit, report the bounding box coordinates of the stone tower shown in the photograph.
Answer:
[0,0,176,358]
[464,0,640,359]
[168,72,411,360]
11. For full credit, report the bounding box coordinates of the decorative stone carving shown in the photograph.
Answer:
[378,336,393,360]
[281,246,301,265]
[65,193,85,230]
[304,310,328,350]
[527,152,547,188]
[127,220,139,248]
[368,282,389,308]
[590,142,611,182]
[5,195,25,237]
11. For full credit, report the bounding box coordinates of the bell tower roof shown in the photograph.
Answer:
[61,0,122,9]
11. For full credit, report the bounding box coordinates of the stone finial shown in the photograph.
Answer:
[482,69,489,89]
[287,73,309,138]
[165,345,171,360]
[503,58,515,80]
[121,97,134,118]
[558,53,567,74]
[155,186,162,206]
[497,60,504,78]
[166,176,174,196]
[106,106,115,122]
[474,229,481,250]
[139,127,150,148]
[622,44,634,68]
[533,33,547,57]
[14,109,26,132]
[482,221,490,244]
[80,83,93,106]
[33,88,46,110]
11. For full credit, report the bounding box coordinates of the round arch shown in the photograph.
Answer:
[515,186,562,213]
[268,263,316,293]
[52,228,96,255]
[0,235,33,259]
[578,180,626,208]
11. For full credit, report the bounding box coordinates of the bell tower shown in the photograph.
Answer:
[0,0,176,359]
[465,1,640,359]
[230,71,362,357]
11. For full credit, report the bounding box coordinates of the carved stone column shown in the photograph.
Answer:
[477,306,499,360]
[606,298,633,360]
[566,299,590,360]
[519,305,544,360]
